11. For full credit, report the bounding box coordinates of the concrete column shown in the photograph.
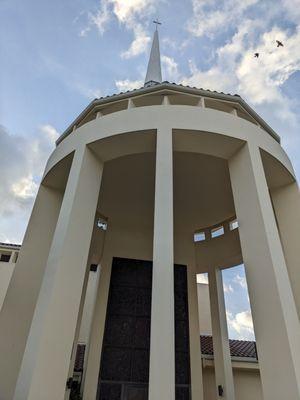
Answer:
[208,268,235,400]
[9,251,17,263]
[187,262,204,400]
[0,184,63,400]
[162,95,170,105]
[82,234,113,400]
[64,261,91,400]
[197,97,205,108]
[127,98,135,109]
[229,142,300,400]
[149,127,175,400]
[65,216,107,399]
[14,146,103,400]
[271,181,300,320]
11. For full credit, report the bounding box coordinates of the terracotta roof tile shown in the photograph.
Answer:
[74,336,258,372]
[200,335,258,359]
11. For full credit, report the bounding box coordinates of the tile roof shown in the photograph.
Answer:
[0,242,21,248]
[57,80,280,146]
[201,335,258,359]
[74,336,258,372]
[95,81,241,102]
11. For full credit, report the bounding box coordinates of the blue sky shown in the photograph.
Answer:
[1,0,299,340]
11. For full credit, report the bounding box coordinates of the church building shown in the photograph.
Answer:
[0,27,300,400]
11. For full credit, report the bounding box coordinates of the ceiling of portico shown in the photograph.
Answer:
[97,150,235,234]
[89,130,156,162]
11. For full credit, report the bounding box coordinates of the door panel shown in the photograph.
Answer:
[125,385,148,400]
[97,258,191,400]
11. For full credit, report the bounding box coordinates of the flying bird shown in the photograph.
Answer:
[276,40,284,47]
[254,53,259,58]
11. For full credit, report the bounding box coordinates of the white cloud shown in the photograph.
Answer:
[197,273,208,284]
[0,124,58,242]
[224,283,234,293]
[115,78,144,92]
[89,0,111,35]
[236,26,300,106]
[121,24,151,59]
[39,124,60,142]
[227,310,255,340]
[181,22,300,109]
[281,0,300,24]
[233,273,248,289]
[82,0,162,58]
[188,0,259,38]
[109,0,157,23]
[162,55,180,81]
[11,176,38,201]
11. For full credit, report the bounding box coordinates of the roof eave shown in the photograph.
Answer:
[56,83,280,146]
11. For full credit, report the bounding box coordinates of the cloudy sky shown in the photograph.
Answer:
[1,0,300,340]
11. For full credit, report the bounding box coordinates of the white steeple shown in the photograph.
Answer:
[144,22,162,87]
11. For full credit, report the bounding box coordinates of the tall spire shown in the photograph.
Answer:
[144,22,162,87]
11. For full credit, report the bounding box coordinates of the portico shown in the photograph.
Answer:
[0,28,300,400]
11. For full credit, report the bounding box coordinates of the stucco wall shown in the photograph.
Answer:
[197,283,212,335]
[0,262,15,311]
[203,367,263,400]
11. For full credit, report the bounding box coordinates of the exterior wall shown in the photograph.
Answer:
[0,245,20,311]
[0,261,15,311]
[203,368,263,400]
[3,96,299,399]
[197,283,212,335]
[78,268,100,343]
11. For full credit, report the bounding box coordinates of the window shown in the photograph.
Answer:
[229,219,239,231]
[0,253,11,262]
[211,226,224,238]
[194,231,206,242]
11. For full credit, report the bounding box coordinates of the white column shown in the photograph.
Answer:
[197,97,205,108]
[64,261,91,400]
[128,98,135,109]
[14,146,103,400]
[229,142,300,400]
[149,127,175,400]
[0,184,62,400]
[187,263,204,400]
[271,181,300,320]
[83,234,114,400]
[162,95,170,105]
[65,216,107,399]
[208,268,235,400]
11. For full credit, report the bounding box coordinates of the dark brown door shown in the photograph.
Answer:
[124,384,148,400]
[97,258,152,400]
[96,258,191,400]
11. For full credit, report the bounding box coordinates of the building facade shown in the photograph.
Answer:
[0,29,300,400]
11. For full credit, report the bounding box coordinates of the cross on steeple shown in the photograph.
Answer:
[153,19,162,30]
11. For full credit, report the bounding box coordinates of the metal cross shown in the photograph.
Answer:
[153,19,162,30]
